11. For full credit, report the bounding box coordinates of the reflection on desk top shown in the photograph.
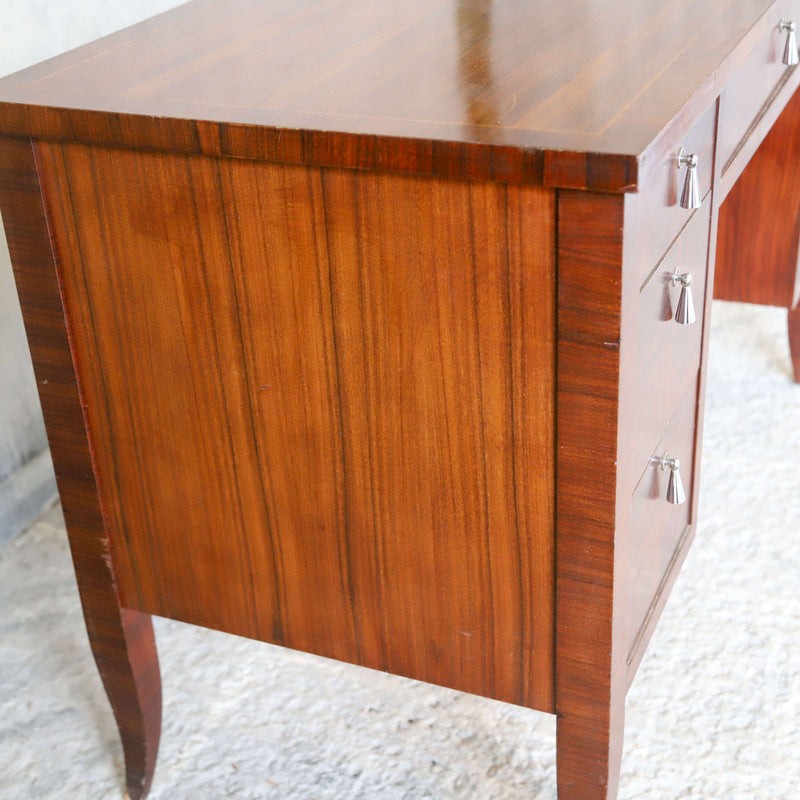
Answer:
[0,0,788,190]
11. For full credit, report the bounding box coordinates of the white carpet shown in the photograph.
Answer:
[1,300,798,800]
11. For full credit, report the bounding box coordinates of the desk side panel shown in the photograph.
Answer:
[35,141,557,710]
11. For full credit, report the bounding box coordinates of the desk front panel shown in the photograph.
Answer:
[631,203,711,480]
[35,140,557,711]
[625,376,699,667]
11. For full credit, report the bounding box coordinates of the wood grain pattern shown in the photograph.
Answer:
[0,0,794,191]
[716,82,800,310]
[624,102,716,292]
[619,96,721,687]
[556,190,626,800]
[6,3,800,797]
[555,180,713,798]
[0,135,161,800]
[718,0,800,171]
[630,204,711,483]
[620,96,720,689]
[35,141,557,711]
[625,378,699,667]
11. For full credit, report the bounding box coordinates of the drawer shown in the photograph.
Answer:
[630,202,711,476]
[720,0,800,173]
[625,377,699,664]
[626,101,716,290]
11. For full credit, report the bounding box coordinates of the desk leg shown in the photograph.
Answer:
[556,698,625,800]
[0,134,162,800]
[716,85,800,382]
[789,305,800,381]
[70,572,161,799]
[556,190,627,799]
[80,603,161,800]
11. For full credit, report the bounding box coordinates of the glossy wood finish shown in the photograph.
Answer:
[5,1,800,798]
[0,0,795,192]
[0,135,161,800]
[553,179,710,797]
[35,141,557,710]
[716,83,800,309]
[716,82,800,382]
[625,103,716,291]
[555,190,626,800]
[554,179,708,799]
[631,205,711,478]
[626,378,699,665]
[718,0,800,172]
[615,86,717,688]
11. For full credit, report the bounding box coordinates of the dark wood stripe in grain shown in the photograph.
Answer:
[5,0,781,192]
[0,0,769,145]
[556,190,626,800]
[0,102,635,191]
[35,142,557,711]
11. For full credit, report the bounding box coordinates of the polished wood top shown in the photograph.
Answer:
[0,0,784,189]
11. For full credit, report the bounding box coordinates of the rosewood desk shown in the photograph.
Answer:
[1,1,799,798]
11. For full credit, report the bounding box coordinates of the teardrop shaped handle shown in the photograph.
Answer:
[652,454,687,505]
[677,148,701,209]
[780,20,799,66]
[671,269,697,325]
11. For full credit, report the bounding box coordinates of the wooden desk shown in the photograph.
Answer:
[1,2,798,798]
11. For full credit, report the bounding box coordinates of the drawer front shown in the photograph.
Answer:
[625,377,698,664]
[720,0,800,173]
[631,203,711,476]
[626,101,716,290]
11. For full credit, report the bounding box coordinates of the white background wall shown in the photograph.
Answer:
[0,0,184,540]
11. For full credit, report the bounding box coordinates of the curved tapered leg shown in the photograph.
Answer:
[0,135,162,799]
[789,305,800,383]
[77,602,161,800]
[116,612,161,800]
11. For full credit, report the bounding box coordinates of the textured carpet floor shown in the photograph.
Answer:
[1,301,799,800]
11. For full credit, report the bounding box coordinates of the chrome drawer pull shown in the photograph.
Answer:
[652,454,687,505]
[780,20,799,66]
[671,269,697,325]
[677,148,701,209]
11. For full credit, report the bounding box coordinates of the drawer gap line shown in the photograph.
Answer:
[637,196,708,294]
[721,66,796,177]
[626,523,693,667]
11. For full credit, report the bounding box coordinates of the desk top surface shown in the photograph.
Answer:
[0,0,784,190]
